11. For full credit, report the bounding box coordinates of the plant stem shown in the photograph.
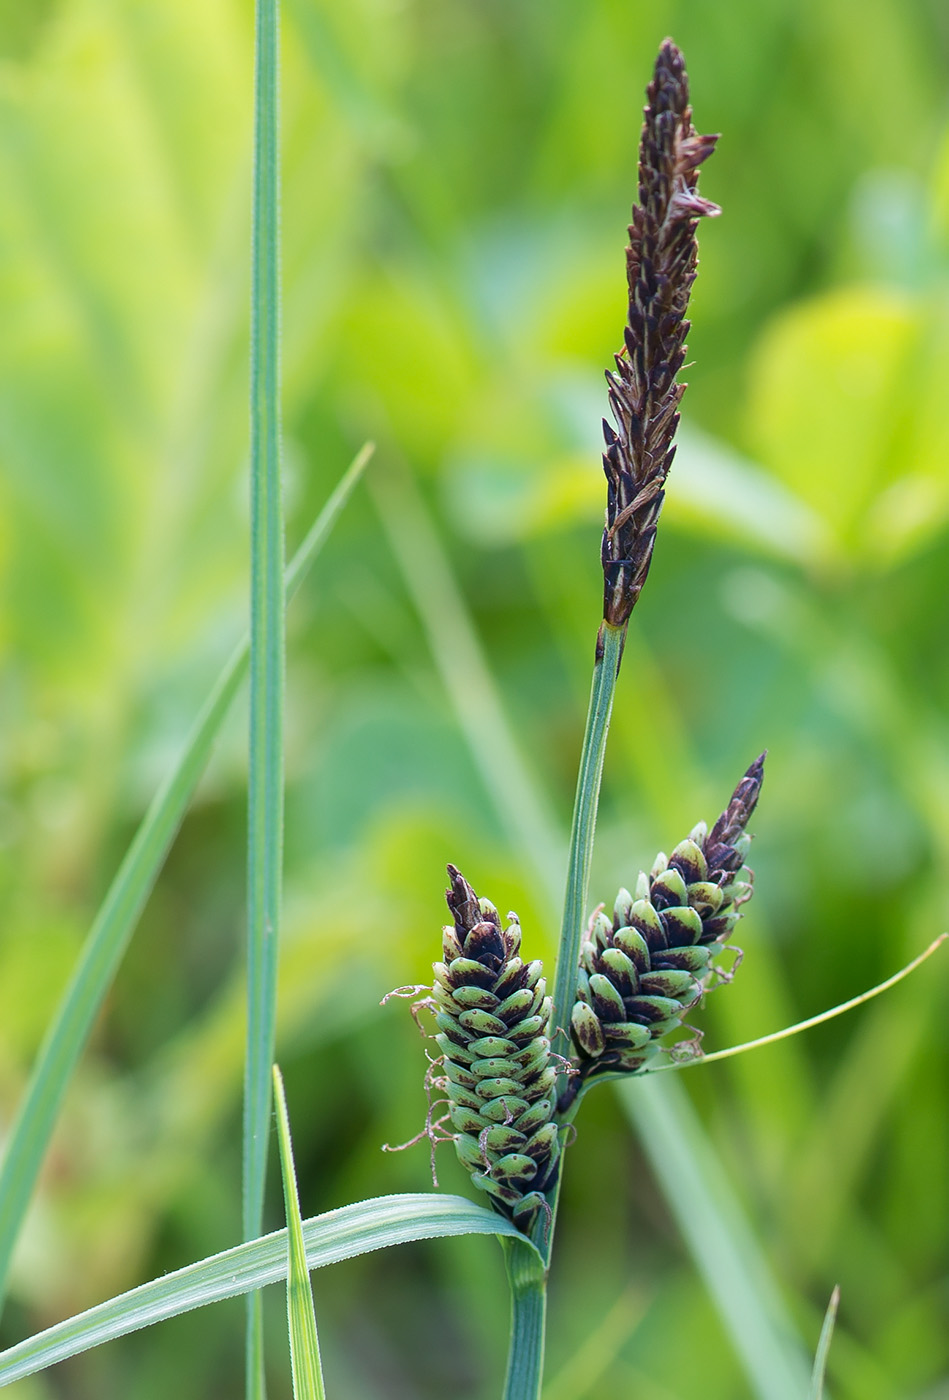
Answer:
[244,0,282,1395]
[550,621,626,1063]
[500,619,625,1398]
[501,1237,548,1400]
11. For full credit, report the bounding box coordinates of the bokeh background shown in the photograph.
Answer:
[1,0,948,1396]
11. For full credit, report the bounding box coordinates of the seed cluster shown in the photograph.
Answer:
[565,755,764,1105]
[432,866,560,1231]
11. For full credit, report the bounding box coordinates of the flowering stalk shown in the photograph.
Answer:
[555,33,720,1107]
[505,39,721,1397]
[396,37,722,1400]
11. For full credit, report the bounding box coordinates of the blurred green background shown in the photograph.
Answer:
[1,0,948,1396]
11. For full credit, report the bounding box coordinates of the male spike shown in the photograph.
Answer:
[601,39,720,630]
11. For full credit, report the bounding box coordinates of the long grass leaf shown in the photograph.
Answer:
[273,1067,326,1400]
[809,1287,839,1400]
[372,462,811,1398]
[244,0,283,1393]
[0,446,370,1319]
[621,1076,810,1400]
[0,1194,529,1388]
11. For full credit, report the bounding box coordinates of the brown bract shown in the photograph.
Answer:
[601,39,720,628]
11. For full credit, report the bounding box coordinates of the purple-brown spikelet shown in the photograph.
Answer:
[601,39,720,629]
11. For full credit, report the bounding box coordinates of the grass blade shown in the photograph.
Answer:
[369,460,566,905]
[285,445,374,597]
[244,0,282,1390]
[621,1075,810,1400]
[0,446,370,1320]
[809,1287,839,1400]
[0,1194,532,1388]
[273,1067,326,1400]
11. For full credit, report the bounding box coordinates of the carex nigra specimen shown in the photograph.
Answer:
[398,41,755,1234]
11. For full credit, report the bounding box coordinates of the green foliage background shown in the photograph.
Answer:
[1,0,948,1395]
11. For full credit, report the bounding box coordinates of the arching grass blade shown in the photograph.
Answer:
[622,1075,810,1400]
[0,1193,529,1388]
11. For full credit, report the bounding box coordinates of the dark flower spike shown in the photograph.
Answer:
[602,38,720,629]
[413,866,562,1232]
[563,754,764,1108]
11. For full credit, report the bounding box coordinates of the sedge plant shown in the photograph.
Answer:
[386,38,945,1400]
[0,22,945,1400]
[400,42,765,1396]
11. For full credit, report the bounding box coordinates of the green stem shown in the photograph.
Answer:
[550,621,626,1062]
[244,0,282,1395]
[501,618,625,1397]
[501,1237,548,1400]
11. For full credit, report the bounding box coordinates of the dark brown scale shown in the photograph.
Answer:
[463,921,506,966]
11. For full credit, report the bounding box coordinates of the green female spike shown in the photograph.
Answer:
[414,866,563,1232]
[563,755,765,1107]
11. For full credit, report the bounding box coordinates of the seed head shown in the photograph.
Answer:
[602,39,720,628]
[565,755,764,1106]
[427,866,561,1232]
